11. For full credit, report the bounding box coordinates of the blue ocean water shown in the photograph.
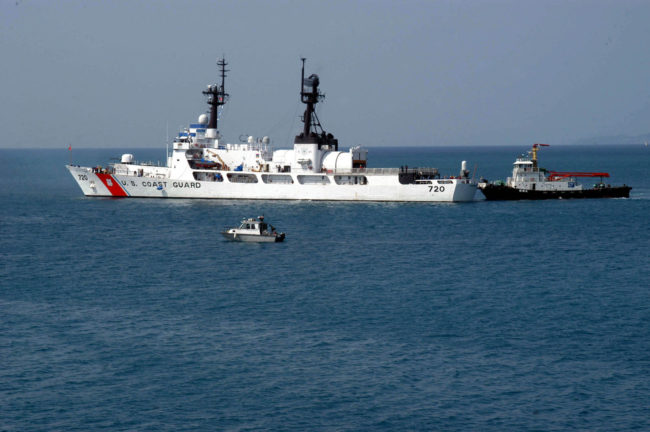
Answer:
[1,145,649,431]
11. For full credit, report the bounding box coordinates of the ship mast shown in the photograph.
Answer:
[202,58,229,131]
[531,143,549,169]
[295,58,338,150]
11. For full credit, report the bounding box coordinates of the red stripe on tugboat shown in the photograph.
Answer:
[547,172,610,181]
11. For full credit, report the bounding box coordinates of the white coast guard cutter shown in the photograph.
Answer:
[67,59,477,202]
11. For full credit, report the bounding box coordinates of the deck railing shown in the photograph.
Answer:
[330,167,439,175]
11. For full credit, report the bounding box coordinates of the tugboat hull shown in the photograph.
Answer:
[480,184,632,200]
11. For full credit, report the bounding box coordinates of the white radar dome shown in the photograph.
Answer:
[198,114,209,125]
[121,154,134,164]
[262,136,270,144]
[247,136,254,144]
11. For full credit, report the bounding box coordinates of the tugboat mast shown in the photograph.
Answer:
[202,58,229,131]
[531,143,549,169]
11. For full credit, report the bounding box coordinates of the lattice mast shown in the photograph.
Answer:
[202,58,230,131]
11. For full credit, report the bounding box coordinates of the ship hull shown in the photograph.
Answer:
[221,232,285,242]
[67,165,477,202]
[480,184,631,200]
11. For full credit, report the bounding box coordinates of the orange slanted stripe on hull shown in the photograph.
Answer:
[96,173,128,197]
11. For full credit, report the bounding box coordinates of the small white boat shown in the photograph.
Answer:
[221,216,285,242]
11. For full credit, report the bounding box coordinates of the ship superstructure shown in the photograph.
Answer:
[67,59,477,202]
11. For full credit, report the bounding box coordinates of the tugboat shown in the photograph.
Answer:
[221,216,285,242]
[478,144,631,200]
[66,58,477,202]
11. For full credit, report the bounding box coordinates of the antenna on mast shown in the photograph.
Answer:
[218,57,229,91]
[203,57,230,132]
[300,57,306,94]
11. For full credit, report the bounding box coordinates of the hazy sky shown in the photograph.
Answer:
[2,0,650,148]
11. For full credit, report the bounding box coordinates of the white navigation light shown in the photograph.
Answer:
[248,136,254,144]
[262,136,270,144]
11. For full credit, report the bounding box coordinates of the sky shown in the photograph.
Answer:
[2,0,650,148]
